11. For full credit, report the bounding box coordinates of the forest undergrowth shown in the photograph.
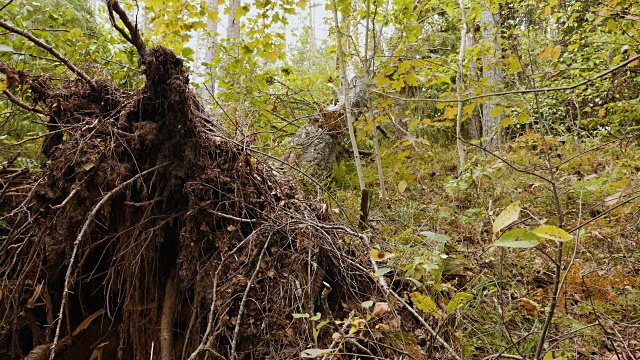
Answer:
[329,131,640,359]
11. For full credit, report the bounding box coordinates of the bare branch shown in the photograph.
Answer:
[107,0,146,57]
[2,89,50,116]
[0,20,96,88]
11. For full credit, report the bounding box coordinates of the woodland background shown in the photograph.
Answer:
[1,0,640,359]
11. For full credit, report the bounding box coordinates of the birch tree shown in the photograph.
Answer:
[481,1,503,149]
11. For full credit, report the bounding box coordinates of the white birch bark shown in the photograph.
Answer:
[481,4,503,149]
[455,0,468,168]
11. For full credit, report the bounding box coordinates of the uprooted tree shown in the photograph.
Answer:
[0,2,456,360]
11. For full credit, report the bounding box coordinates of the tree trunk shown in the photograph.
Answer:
[481,6,503,150]
[227,0,240,39]
[465,28,482,140]
[455,0,468,168]
[201,0,219,103]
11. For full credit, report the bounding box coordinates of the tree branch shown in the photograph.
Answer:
[107,0,146,57]
[2,90,50,116]
[0,20,96,88]
[373,54,640,103]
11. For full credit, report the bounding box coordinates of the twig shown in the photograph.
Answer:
[389,289,462,360]
[0,168,28,201]
[2,90,50,115]
[0,0,13,12]
[230,232,273,360]
[187,226,267,360]
[0,20,95,88]
[461,138,553,184]
[372,54,640,103]
[50,189,77,210]
[207,209,258,223]
[49,162,169,360]
[321,310,355,360]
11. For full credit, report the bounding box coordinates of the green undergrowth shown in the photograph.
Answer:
[329,134,640,358]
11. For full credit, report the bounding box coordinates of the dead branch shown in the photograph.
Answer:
[49,162,169,360]
[1,90,50,115]
[50,189,77,210]
[160,272,178,360]
[107,0,146,57]
[0,20,96,88]
[230,232,274,360]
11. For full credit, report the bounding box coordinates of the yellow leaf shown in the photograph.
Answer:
[516,112,530,123]
[490,106,504,117]
[607,18,618,31]
[0,78,6,91]
[443,106,458,119]
[265,51,279,61]
[405,72,419,86]
[297,0,307,9]
[410,292,440,317]
[370,249,395,262]
[373,74,390,87]
[375,323,389,330]
[531,225,573,242]
[551,46,561,62]
[538,46,552,60]
[227,225,237,231]
[493,201,521,233]
[391,79,405,91]
[544,5,551,15]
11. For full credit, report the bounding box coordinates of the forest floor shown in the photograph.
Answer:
[328,131,640,358]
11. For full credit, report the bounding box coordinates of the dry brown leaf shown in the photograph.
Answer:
[371,302,390,317]
[519,298,540,317]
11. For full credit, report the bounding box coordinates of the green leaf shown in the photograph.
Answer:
[374,267,392,277]
[543,352,554,360]
[492,201,521,233]
[397,180,407,194]
[0,44,14,52]
[410,292,440,317]
[607,18,618,31]
[491,229,540,248]
[234,5,250,20]
[420,231,451,243]
[446,292,474,315]
[531,225,573,242]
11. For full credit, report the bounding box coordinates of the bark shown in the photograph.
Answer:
[481,5,503,149]
[465,29,482,140]
[201,0,219,103]
[227,0,240,39]
[455,0,468,168]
